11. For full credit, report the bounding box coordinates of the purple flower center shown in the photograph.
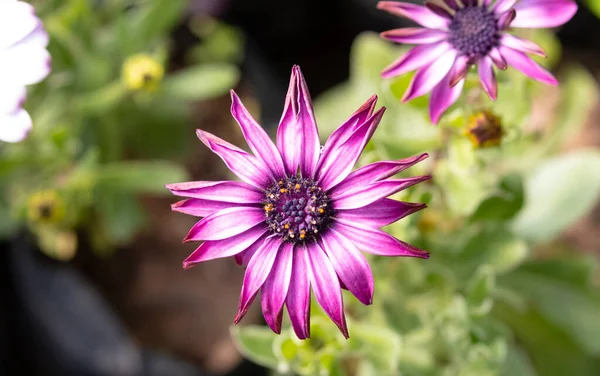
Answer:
[264,176,333,244]
[448,6,499,59]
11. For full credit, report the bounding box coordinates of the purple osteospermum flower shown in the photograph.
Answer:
[377,0,577,123]
[167,66,430,339]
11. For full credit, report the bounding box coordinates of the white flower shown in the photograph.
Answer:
[0,0,50,143]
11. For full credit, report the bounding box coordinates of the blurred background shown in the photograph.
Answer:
[1,0,600,375]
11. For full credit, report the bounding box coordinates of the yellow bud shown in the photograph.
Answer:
[122,54,164,92]
[465,110,504,148]
[27,190,65,226]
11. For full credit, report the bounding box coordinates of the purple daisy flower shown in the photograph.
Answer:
[167,66,430,339]
[377,0,578,123]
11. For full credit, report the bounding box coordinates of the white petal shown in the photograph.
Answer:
[0,42,51,85]
[0,84,26,113]
[0,108,32,143]
[0,1,40,49]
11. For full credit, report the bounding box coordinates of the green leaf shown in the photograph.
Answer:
[231,325,279,369]
[471,174,524,222]
[94,189,145,245]
[161,64,240,101]
[517,256,596,287]
[466,266,496,316]
[96,161,189,194]
[350,323,402,374]
[501,346,538,376]
[586,0,600,19]
[512,149,600,242]
[499,266,600,355]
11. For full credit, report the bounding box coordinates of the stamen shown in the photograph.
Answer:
[448,6,499,59]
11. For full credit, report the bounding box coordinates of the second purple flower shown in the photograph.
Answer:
[167,66,430,339]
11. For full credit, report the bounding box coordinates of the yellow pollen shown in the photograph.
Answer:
[280,188,287,193]
[318,208,324,214]
[264,204,273,212]
[299,233,306,239]
[284,223,290,229]
[295,183,301,190]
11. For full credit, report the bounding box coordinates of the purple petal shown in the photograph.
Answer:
[230,91,286,177]
[334,221,430,258]
[377,1,450,29]
[171,198,249,217]
[261,242,294,334]
[276,65,320,178]
[448,55,469,87]
[320,230,374,305]
[511,0,578,28]
[424,2,453,19]
[500,34,547,57]
[337,198,426,228]
[497,9,517,30]
[478,56,498,100]
[166,181,262,204]
[307,242,349,338]
[235,233,269,266]
[492,0,517,14]
[183,207,265,242]
[443,0,460,10]
[380,28,448,44]
[499,46,558,85]
[489,47,508,69]
[197,130,273,188]
[234,237,281,324]
[430,68,465,124]
[286,246,312,339]
[320,95,377,152]
[318,108,385,191]
[182,226,267,268]
[334,176,431,210]
[331,154,429,196]
[402,48,458,102]
[381,42,451,79]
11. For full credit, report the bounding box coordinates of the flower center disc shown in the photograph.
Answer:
[448,6,499,59]
[264,176,334,243]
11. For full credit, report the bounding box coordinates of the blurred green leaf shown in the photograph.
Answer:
[586,0,600,18]
[350,322,402,374]
[500,264,600,355]
[513,149,600,242]
[466,266,495,315]
[96,161,189,194]
[124,0,187,52]
[161,64,240,101]
[501,346,538,376]
[517,256,596,287]
[231,325,279,369]
[95,189,145,245]
[471,174,524,222]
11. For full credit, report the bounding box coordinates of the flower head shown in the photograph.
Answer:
[465,110,503,147]
[122,54,164,92]
[167,66,430,339]
[378,0,577,123]
[0,0,51,142]
[28,190,65,226]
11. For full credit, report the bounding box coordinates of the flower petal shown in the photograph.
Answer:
[511,0,578,28]
[331,154,429,194]
[424,2,454,19]
[0,83,25,113]
[0,41,51,86]
[320,230,374,306]
[381,42,451,79]
[478,56,498,100]
[334,176,431,210]
[430,70,465,124]
[0,1,39,49]
[166,181,262,204]
[500,34,547,57]
[307,242,349,338]
[182,226,267,268]
[402,48,458,102]
[171,198,250,217]
[196,130,273,188]
[497,9,516,30]
[489,47,508,69]
[335,221,430,258]
[492,0,517,14]
[380,28,448,44]
[499,46,558,85]
[261,242,294,334]
[377,1,450,29]
[234,237,281,324]
[337,198,426,228]
[318,108,385,191]
[230,90,286,177]
[276,65,320,178]
[286,246,311,339]
[235,233,269,266]
[183,206,265,242]
[0,108,32,143]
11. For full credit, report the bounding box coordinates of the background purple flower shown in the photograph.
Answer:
[168,65,430,339]
[377,0,578,123]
